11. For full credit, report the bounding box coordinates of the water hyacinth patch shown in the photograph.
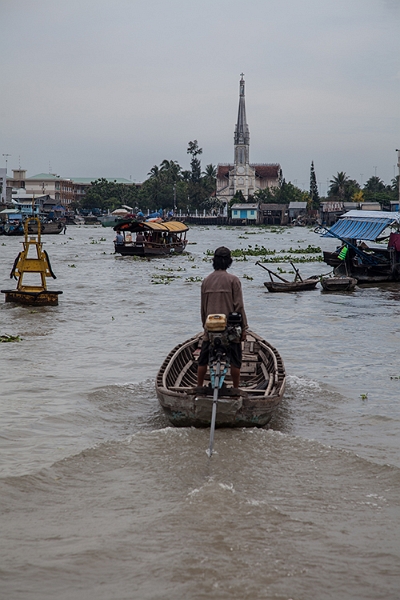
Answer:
[0,334,22,343]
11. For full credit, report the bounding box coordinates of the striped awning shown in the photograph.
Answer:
[322,210,400,241]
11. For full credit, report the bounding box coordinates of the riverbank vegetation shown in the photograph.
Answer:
[77,142,399,215]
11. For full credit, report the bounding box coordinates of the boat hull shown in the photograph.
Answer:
[321,276,357,291]
[115,243,186,256]
[156,331,286,428]
[264,278,319,292]
[1,289,63,306]
[27,221,65,235]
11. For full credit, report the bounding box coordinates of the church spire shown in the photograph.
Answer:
[234,73,250,146]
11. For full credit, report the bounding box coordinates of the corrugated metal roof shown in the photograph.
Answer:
[288,202,307,209]
[323,210,400,241]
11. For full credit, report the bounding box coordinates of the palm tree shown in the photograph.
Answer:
[160,159,181,183]
[364,176,385,193]
[148,165,160,179]
[202,164,217,179]
[329,172,350,199]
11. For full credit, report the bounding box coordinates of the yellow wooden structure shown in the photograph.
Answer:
[1,217,62,306]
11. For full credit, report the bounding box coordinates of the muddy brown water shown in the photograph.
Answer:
[1,225,399,599]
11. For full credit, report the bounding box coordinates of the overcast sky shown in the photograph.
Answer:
[1,0,399,193]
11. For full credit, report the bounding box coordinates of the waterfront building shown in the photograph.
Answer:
[216,75,282,207]
[6,170,134,207]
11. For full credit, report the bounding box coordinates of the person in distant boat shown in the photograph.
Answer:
[114,231,124,245]
[136,232,145,243]
[197,246,248,390]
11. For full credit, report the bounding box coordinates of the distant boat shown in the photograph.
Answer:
[98,215,124,227]
[27,219,65,235]
[113,219,189,257]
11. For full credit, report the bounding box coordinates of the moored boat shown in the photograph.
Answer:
[264,278,319,292]
[256,261,319,292]
[318,210,400,283]
[27,219,65,234]
[156,330,286,428]
[320,276,357,292]
[114,219,188,257]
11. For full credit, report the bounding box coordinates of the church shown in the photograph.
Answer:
[216,74,282,205]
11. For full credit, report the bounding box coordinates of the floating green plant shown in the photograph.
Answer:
[280,245,322,254]
[257,255,323,264]
[185,276,203,282]
[0,334,21,343]
[242,274,253,280]
[151,274,182,284]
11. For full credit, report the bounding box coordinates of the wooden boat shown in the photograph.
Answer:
[318,211,400,283]
[27,219,65,235]
[256,261,319,292]
[264,278,319,292]
[156,330,286,428]
[2,218,65,235]
[114,219,188,257]
[320,276,357,292]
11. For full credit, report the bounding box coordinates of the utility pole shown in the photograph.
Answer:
[2,154,11,173]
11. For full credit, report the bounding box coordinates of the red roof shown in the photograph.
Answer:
[217,163,281,179]
[217,165,233,177]
[252,164,281,178]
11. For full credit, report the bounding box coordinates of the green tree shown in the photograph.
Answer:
[202,163,217,197]
[309,161,320,209]
[81,178,138,211]
[328,172,349,199]
[186,140,208,209]
[328,172,360,201]
[362,176,397,208]
[254,179,305,204]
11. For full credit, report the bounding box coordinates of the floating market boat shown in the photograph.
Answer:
[1,216,62,306]
[113,219,188,257]
[256,261,319,292]
[320,275,357,292]
[156,330,286,428]
[27,219,65,235]
[1,217,65,235]
[318,210,400,283]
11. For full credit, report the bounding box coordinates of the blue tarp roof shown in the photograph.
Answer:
[322,210,400,241]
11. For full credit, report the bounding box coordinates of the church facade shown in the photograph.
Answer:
[216,75,282,205]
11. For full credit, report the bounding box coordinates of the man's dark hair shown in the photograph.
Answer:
[213,254,233,270]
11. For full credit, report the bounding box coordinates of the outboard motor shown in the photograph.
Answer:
[205,312,242,359]
[204,312,242,457]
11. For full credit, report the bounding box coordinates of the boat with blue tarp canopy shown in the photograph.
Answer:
[322,210,400,242]
[318,210,400,283]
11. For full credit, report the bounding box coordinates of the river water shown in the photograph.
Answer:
[1,224,399,599]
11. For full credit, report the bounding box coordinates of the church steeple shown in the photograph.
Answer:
[234,73,250,146]
[234,73,250,165]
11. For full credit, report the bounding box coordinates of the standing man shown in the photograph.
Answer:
[197,246,248,390]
